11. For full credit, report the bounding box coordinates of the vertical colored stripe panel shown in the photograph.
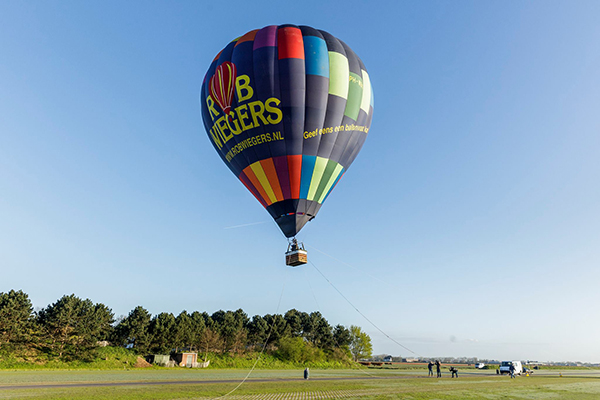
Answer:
[322,170,344,203]
[234,30,257,47]
[250,162,277,204]
[313,159,338,202]
[278,27,304,59]
[360,70,371,114]
[239,172,268,208]
[273,156,291,199]
[317,164,344,204]
[344,72,363,120]
[259,158,284,202]
[307,156,328,201]
[243,166,272,206]
[328,52,349,98]
[299,155,316,199]
[304,36,329,77]
[287,155,303,199]
[279,56,306,156]
[253,25,277,49]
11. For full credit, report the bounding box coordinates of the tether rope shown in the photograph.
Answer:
[308,258,422,358]
[301,267,377,378]
[306,244,393,289]
[213,272,288,399]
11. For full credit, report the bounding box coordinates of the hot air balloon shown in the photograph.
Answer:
[200,25,374,265]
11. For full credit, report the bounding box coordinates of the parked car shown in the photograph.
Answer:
[499,360,523,375]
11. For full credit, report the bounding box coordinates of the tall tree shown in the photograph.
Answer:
[189,311,206,351]
[349,325,372,361]
[37,294,114,359]
[284,309,304,337]
[111,306,152,353]
[314,318,333,348]
[199,328,222,354]
[81,302,114,346]
[198,312,221,353]
[263,314,287,346]
[148,312,176,354]
[247,315,269,349]
[333,324,352,348]
[0,289,35,347]
[231,309,249,354]
[303,312,333,348]
[211,309,248,354]
[174,311,194,350]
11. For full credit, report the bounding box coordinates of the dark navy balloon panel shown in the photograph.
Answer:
[201,25,373,237]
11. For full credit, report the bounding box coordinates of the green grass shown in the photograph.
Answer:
[0,348,354,371]
[206,352,353,369]
[0,346,140,370]
[1,368,600,399]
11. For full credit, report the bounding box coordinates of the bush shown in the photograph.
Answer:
[275,337,327,364]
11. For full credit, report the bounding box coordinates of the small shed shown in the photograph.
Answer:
[146,354,171,366]
[173,352,198,367]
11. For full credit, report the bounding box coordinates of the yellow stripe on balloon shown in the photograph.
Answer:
[307,157,328,201]
[250,162,277,204]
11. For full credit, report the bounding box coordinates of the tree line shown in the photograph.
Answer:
[0,290,372,363]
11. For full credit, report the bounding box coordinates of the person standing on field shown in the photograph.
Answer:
[428,361,434,377]
[509,363,515,379]
[450,366,458,378]
[435,360,442,378]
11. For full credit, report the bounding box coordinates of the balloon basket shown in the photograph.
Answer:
[285,239,308,267]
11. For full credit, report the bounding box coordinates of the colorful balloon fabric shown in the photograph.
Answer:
[200,25,374,237]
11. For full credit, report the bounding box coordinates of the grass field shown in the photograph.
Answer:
[1,368,599,399]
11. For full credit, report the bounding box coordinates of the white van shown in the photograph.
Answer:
[499,360,522,375]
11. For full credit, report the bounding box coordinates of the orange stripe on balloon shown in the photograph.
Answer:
[260,158,284,202]
[243,165,272,206]
[287,155,303,199]
[235,30,258,47]
[239,172,267,208]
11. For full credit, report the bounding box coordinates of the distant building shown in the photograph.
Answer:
[173,352,198,367]
[146,354,172,367]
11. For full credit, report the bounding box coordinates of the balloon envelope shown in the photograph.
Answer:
[201,25,374,237]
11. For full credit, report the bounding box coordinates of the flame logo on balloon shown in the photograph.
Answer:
[209,61,237,116]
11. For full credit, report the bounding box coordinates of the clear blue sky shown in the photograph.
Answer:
[1,1,599,363]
